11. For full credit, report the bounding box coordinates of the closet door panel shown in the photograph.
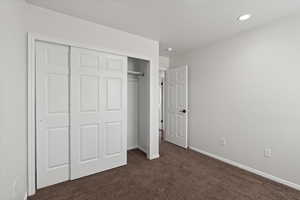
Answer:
[106,55,124,72]
[48,127,69,168]
[101,54,127,170]
[36,41,70,189]
[80,75,99,112]
[71,47,127,180]
[70,48,103,179]
[80,124,99,162]
[47,74,69,113]
[104,122,122,156]
[106,78,122,111]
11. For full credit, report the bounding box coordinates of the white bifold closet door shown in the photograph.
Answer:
[70,47,127,180]
[36,41,70,189]
[36,41,127,188]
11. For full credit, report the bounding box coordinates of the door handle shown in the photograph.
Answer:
[180,109,187,114]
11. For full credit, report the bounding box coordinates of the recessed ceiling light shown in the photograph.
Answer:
[167,47,173,52]
[238,14,252,21]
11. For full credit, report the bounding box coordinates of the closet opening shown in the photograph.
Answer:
[28,35,159,196]
[127,57,150,158]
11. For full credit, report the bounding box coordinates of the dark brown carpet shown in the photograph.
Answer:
[29,142,300,200]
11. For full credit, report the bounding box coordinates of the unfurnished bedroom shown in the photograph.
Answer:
[1,0,300,199]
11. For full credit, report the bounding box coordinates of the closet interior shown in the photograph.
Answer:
[127,57,150,156]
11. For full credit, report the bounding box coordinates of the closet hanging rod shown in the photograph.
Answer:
[127,70,144,76]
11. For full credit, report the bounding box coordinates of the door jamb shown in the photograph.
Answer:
[27,32,154,196]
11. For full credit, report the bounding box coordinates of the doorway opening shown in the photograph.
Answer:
[127,57,150,156]
[163,66,189,149]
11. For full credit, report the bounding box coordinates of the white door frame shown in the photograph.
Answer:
[27,32,159,196]
[159,70,166,131]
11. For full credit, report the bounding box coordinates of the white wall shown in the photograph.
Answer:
[171,14,300,188]
[0,1,159,199]
[138,61,150,153]
[127,76,139,150]
[0,1,27,200]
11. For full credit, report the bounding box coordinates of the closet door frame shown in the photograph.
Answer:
[27,33,156,196]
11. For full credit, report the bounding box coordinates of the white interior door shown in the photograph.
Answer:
[36,41,70,188]
[165,66,188,148]
[70,47,127,180]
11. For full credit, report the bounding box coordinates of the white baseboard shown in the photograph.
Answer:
[127,146,138,151]
[128,145,148,155]
[137,146,147,154]
[189,146,300,191]
[128,146,159,160]
[149,154,160,160]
